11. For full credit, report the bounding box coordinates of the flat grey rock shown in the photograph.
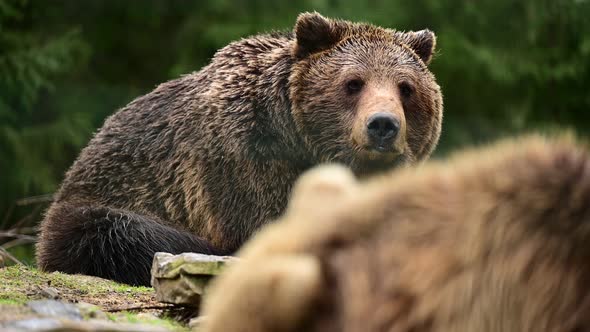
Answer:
[151,252,236,305]
[27,300,82,320]
[2,318,171,332]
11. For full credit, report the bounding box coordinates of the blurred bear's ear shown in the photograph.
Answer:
[396,29,436,65]
[294,12,344,58]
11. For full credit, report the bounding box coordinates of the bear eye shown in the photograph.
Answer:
[346,79,364,94]
[399,81,414,98]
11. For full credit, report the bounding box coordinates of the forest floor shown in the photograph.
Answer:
[0,265,191,331]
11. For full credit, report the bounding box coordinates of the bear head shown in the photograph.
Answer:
[290,12,443,176]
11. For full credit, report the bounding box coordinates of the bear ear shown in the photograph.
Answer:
[396,29,437,65]
[293,12,344,58]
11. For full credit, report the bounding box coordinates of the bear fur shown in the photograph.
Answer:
[201,134,590,332]
[36,12,443,286]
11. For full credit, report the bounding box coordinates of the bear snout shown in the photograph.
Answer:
[366,112,400,152]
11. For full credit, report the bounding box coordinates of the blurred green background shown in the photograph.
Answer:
[1,0,589,263]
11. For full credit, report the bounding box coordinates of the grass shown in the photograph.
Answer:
[112,312,187,331]
[0,264,153,303]
[0,298,21,305]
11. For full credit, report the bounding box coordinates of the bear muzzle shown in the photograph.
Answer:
[366,112,400,152]
[352,86,407,157]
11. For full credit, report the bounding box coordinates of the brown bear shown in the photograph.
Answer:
[201,134,590,332]
[36,12,443,286]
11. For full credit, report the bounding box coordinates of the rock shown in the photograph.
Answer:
[2,318,172,331]
[2,318,63,331]
[151,253,235,277]
[39,287,60,299]
[151,253,236,305]
[27,300,82,320]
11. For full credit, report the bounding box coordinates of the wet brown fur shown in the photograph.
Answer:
[36,12,443,285]
[202,134,590,332]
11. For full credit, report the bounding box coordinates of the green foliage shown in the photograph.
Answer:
[0,0,589,230]
[411,0,590,152]
[0,0,91,217]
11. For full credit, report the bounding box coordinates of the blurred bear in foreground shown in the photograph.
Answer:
[201,134,590,332]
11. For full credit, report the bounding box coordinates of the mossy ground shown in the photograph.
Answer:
[0,264,153,306]
[0,265,188,331]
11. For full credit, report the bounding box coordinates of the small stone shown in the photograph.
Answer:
[39,287,60,300]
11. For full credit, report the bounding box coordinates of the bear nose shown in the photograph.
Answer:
[366,113,400,141]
